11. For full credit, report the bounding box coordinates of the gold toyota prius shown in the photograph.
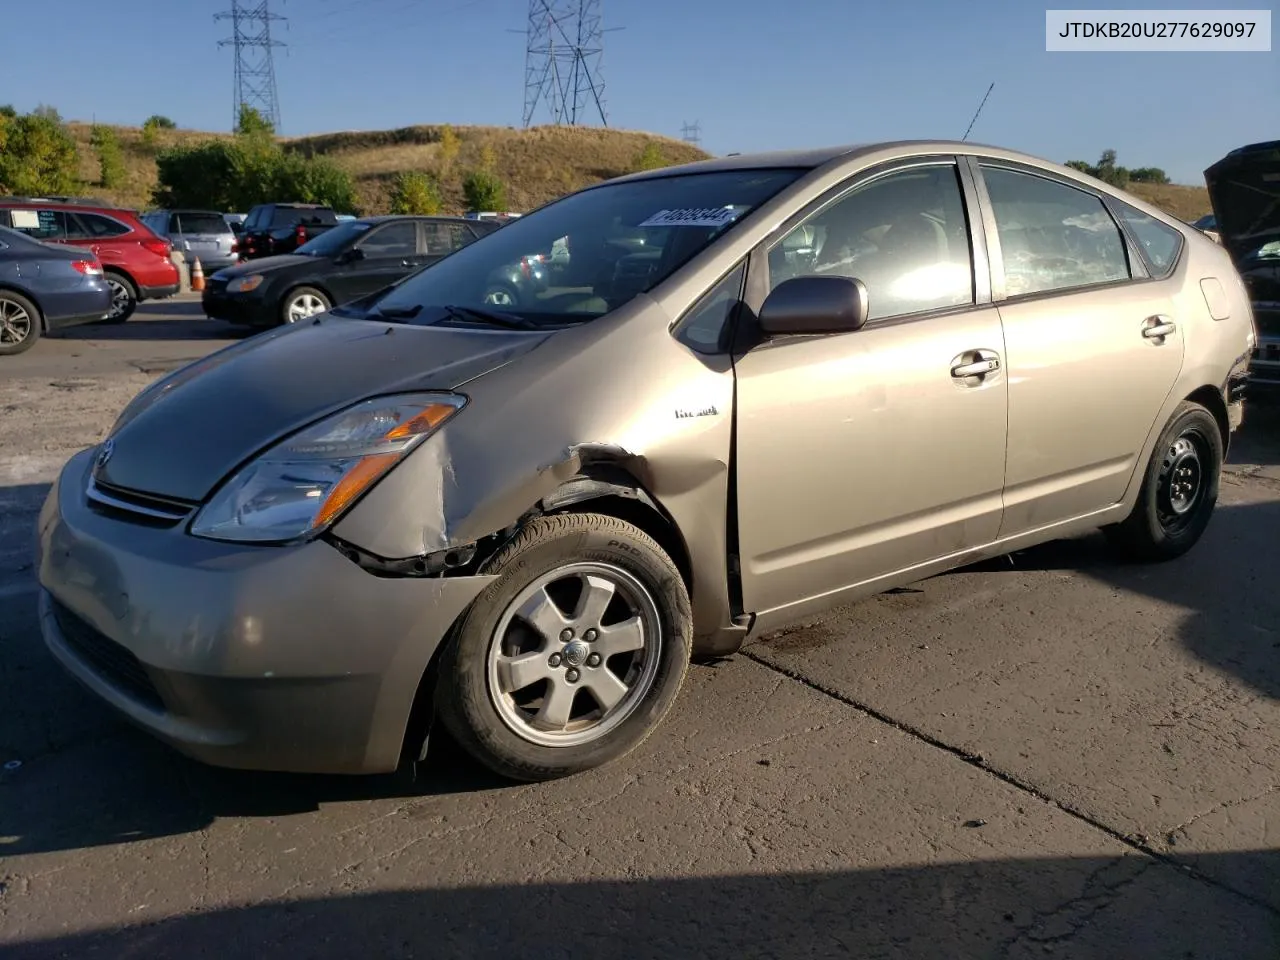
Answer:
[36,141,1255,782]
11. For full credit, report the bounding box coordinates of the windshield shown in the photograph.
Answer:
[296,219,372,256]
[359,168,805,325]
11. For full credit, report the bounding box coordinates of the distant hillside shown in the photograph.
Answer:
[62,121,1212,221]
[64,122,710,214]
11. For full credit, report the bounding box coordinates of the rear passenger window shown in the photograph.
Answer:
[981,166,1131,298]
[1110,201,1183,277]
[72,213,130,238]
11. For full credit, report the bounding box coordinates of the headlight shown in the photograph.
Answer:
[190,392,466,543]
[228,274,264,293]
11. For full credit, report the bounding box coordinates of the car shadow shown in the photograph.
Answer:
[7,852,1278,959]
[52,299,252,342]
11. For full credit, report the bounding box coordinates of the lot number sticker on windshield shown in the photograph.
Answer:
[638,207,741,228]
[10,210,40,229]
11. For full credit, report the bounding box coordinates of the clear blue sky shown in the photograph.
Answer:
[2,0,1275,184]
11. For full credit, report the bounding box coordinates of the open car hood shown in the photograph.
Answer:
[1204,140,1280,262]
[95,317,550,502]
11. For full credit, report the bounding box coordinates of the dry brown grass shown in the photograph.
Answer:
[62,121,1211,223]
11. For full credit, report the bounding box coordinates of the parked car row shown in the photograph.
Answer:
[0,196,180,331]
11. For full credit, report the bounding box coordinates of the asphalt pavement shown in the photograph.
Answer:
[1,301,1278,959]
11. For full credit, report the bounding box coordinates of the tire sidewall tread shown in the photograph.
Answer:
[0,290,41,356]
[436,512,692,782]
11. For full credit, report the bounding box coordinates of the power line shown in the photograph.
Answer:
[215,0,287,132]
[961,82,995,142]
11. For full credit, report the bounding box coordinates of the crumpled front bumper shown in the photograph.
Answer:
[35,448,494,775]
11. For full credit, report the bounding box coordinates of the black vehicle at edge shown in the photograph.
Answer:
[202,215,502,327]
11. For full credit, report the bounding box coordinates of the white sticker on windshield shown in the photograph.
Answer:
[10,210,39,229]
[638,207,741,229]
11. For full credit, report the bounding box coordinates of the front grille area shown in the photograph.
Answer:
[51,599,164,711]
[1253,302,1280,339]
[86,475,194,527]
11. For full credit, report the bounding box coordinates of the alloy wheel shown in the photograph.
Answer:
[106,278,131,319]
[286,293,327,322]
[0,299,33,345]
[486,561,663,748]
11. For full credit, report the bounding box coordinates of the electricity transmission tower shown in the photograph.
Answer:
[216,0,286,132]
[681,121,702,146]
[522,0,608,128]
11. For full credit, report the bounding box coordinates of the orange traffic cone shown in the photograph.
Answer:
[191,257,205,293]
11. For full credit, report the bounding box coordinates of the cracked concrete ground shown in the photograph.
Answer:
[1,308,1278,958]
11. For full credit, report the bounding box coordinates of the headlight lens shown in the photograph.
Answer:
[190,392,466,543]
[228,274,264,293]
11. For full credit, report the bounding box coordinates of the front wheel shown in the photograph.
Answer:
[1105,401,1222,562]
[281,286,331,324]
[435,513,692,782]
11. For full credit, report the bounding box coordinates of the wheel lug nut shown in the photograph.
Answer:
[559,628,574,642]
[587,653,602,668]
[566,668,580,683]
[584,629,598,642]
[548,653,562,668]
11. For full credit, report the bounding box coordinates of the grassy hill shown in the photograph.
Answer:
[63,121,1212,221]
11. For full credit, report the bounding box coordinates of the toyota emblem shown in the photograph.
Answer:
[96,438,115,470]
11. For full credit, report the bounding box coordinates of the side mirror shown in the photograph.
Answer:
[337,247,365,264]
[758,275,869,336]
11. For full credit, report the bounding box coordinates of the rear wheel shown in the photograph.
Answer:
[281,286,330,324]
[100,272,137,323]
[435,513,692,782]
[0,291,41,356]
[1105,401,1222,562]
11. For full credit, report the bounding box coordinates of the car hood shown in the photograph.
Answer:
[95,317,551,502]
[1204,140,1280,262]
[213,254,313,280]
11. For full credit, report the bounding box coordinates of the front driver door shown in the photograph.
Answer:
[332,219,421,302]
[733,160,1010,619]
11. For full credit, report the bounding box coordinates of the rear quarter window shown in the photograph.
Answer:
[1111,201,1184,278]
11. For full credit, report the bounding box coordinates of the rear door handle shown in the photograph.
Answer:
[951,352,1001,379]
[1142,315,1176,339]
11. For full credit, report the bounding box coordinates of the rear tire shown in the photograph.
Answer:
[0,290,41,356]
[1104,401,1222,562]
[100,272,137,323]
[435,513,692,782]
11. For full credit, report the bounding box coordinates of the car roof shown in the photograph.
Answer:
[359,214,477,225]
[0,197,139,217]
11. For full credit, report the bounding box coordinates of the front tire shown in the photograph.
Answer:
[281,286,330,324]
[1105,401,1222,562]
[0,290,41,356]
[435,513,692,782]
[100,272,137,323]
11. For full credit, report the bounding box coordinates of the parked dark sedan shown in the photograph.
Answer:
[203,215,498,328]
[0,225,112,356]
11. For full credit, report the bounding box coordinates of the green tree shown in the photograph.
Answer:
[90,124,126,189]
[1128,166,1170,185]
[144,114,176,129]
[462,168,507,212]
[437,124,460,172]
[236,103,275,138]
[479,143,497,173]
[0,112,80,196]
[0,104,16,119]
[632,141,666,172]
[390,171,443,215]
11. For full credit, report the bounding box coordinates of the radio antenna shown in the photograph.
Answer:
[961,82,995,142]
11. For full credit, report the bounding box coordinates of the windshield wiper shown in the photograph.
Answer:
[438,305,540,330]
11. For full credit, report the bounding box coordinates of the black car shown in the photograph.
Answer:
[238,203,340,260]
[1204,139,1280,386]
[202,215,499,327]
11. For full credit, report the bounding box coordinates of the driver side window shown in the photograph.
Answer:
[358,221,418,258]
[767,165,975,322]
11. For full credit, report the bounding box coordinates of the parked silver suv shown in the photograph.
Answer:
[141,210,239,271]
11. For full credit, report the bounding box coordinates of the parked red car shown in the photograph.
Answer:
[0,197,180,321]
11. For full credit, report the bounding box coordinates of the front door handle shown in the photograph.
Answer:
[1142,315,1176,339]
[951,350,1001,379]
